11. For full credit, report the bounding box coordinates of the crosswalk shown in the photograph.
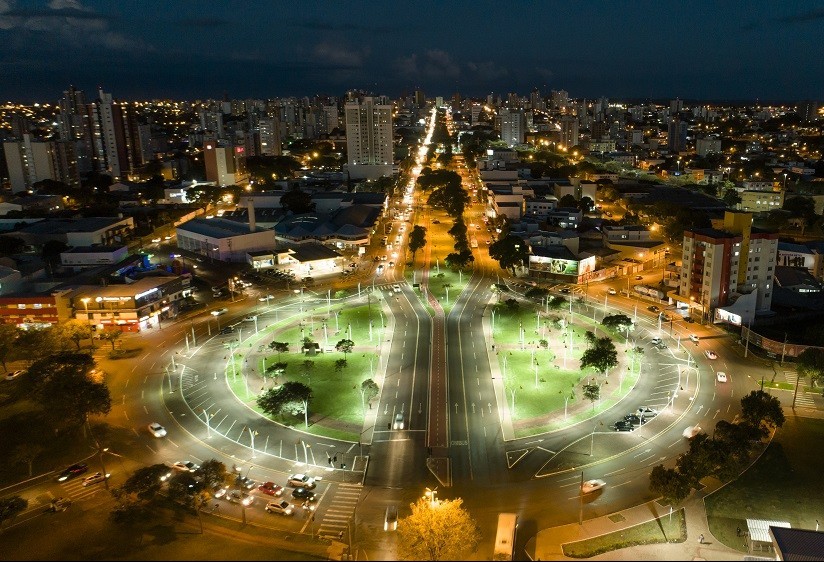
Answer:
[783,371,815,407]
[317,483,362,539]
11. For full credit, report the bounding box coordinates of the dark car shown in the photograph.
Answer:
[647,305,660,313]
[624,414,645,427]
[613,421,634,432]
[684,316,695,323]
[57,463,88,482]
[236,476,256,490]
[220,326,235,335]
[292,487,316,501]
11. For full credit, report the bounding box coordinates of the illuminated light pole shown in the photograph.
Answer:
[81,297,95,350]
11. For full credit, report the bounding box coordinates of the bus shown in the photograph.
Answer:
[493,512,518,561]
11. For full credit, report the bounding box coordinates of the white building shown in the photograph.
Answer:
[176,217,276,262]
[500,109,526,146]
[345,96,394,179]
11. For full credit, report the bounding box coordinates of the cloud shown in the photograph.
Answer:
[0,0,146,51]
[777,8,824,23]
[466,60,510,81]
[397,49,461,81]
[313,41,367,68]
[177,16,229,27]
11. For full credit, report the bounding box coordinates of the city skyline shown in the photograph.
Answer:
[2,0,824,102]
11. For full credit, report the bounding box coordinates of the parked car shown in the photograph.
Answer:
[287,474,316,489]
[57,463,88,482]
[635,275,643,280]
[684,316,695,323]
[148,422,167,438]
[581,479,606,494]
[5,369,25,381]
[82,472,109,487]
[258,482,284,496]
[265,500,293,515]
[716,371,728,383]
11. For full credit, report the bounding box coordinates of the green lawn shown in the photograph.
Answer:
[705,416,824,552]
[562,508,686,558]
[425,269,469,314]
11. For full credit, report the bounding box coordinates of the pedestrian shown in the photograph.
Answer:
[698,534,704,544]
[339,530,344,541]
[736,527,741,537]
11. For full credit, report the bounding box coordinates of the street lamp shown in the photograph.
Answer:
[424,487,438,507]
[80,297,94,350]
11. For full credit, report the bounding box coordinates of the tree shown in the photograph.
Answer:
[42,239,69,270]
[648,465,692,504]
[722,189,742,207]
[257,381,313,424]
[98,326,122,351]
[488,235,529,274]
[361,378,379,405]
[740,390,785,429]
[11,443,44,477]
[601,314,634,334]
[797,347,824,387]
[267,361,288,383]
[14,327,57,364]
[280,187,315,214]
[580,336,619,377]
[335,338,354,361]
[58,320,93,351]
[118,464,170,501]
[582,382,601,410]
[195,459,232,490]
[409,225,427,263]
[301,359,315,385]
[558,194,578,208]
[167,471,204,507]
[334,358,347,372]
[0,495,28,528]
[397,497,480,561]
[524,287,549,301]
[0,324,18,371]
[445,249,474,269]
[269,341,289,360]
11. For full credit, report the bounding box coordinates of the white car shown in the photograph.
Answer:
[608,288,617,295]
[287,474,316,489]
[393,284,401,293]
[148,422,167,438]
[704,350,718,360]
[82,472,110,487]
[172,461,199,473]
[581,479,606,494]
[393,413,405,430]
[211,308,228,316]
[689,334,700,343]
[650,337,662,346]
[683,425,702,439]
[716,371,728,383]
[265,500,293,515]
[637,407,658,418]
[5,369,24,381]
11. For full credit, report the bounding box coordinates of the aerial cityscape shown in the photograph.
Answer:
[1,1,824,561]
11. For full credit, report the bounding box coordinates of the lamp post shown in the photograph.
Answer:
[81,297,95,350]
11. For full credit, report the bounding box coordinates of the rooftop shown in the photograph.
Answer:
[177,217,269,238]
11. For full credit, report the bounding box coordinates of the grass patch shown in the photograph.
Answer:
[608,513,626,524]
[562,508,686,558]
[705,417,824,552]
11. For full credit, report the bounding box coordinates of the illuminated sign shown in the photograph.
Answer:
[235,146,244,154]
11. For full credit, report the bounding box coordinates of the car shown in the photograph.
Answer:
[384,505,399,531]
[432,219,440,224]
[57,463,88,482]
[659,312,671,322]
[392,284,401,293]
[287,474,316,489]
[683,425,702,439]
[560,287,571,294]
[211,308,228,316]
[650,337,663,346]
[258,482,284,496]
[647,305,660,313]
[172,461,199,473]
[705,350,718,360]
[219,326,235,335]
[716,371,728,383]
[148,422,167,438]
[684,316,695,323]
[581,479,606,494]
[637,407,658,419]
[164,235,172,240]
[82,472,110,487]
[689,334,699,343]
[292,487,316,501]
[389,261,395,268]
[635,275,643,280]
[151,237,161,243]
[265,500,293,515]
[624,413,645,427]
[380,255,388,261]
[608,288,617,295]
[613,421,634,432]
[226,489,254,506]
[49,497,72,512]
[393,412,405,430]
[236,476,256,490]
[376,265,384,275]
[5,369,25,381]
[213,487,229,499]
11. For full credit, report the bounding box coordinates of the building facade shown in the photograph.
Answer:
[345,96,393,179]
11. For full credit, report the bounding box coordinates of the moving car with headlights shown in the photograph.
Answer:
[292,487,316,501]
[683,425,702,439]
[265,500,293,515]
[384,505,399,531]
[172,461,199,473]
[226,490,254,506]
[287,474,316,489]
[57,463,88,482]
[148,422,167,438]
[716,371,728,383]
[689,334,700,343]
[393,413,405,429]
[82,472,110,487]
[258,482,284,496]
[705,350,718,360]
[581,479,606,493]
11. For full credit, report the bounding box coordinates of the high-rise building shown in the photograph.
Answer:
[414,89,426,107]
[3,134,79,192]
[679,211,778,324]
[257,118,282,156]
[559,115,579,149]
[590,120,608,141]
[551,90,569,111]
[204,142,249,186]
[530,88,544,111]
[667,117,688,153]
[58,86,94,175]
[798,101,819,122]
[500,108,526,146]
[670,98,683,113]
[696,137,722,157]
[627,129,644,147]
[89,88,132,178]
[345,96,394,180]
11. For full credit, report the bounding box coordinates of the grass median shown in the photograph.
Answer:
[562,508,687,558]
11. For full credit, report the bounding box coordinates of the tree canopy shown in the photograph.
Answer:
[796,347,824,387]
[488,235,529,274]
[257,381,312,417]
[396,497,480,561]
[740,390,785,429]
[602,314,634,334]
[580,336,619,376]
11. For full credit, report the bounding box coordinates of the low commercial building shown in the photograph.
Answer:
[248,243,342,279]
[0,288,74,328]
[176,217,276,262]
[60,246,130,271]
[0,216,135,247]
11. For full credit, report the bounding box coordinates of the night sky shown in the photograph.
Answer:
[2,0,823,102]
